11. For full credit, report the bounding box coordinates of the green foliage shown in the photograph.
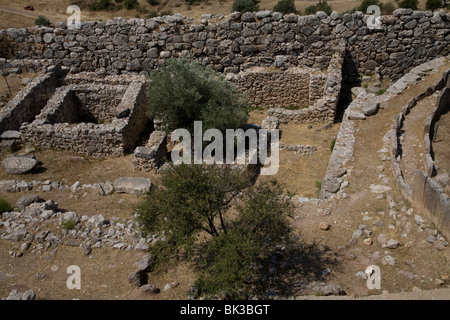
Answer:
[62,220,76,230]
[330,137,336,151]
[359,0,384,12]
[0,198,13,214]
[124,0,139,9]
[426,0,443,11]
[231,0,259,13]
[137,165,293,298]
[35,15,51,27]
[137,164,254,266]
[315,180,322,190]
[305,1,332,15]
[397,0,419,9]
[284,105,299,110]
[381,1,397,14]
[273,0,297,14]
[377,88,387,95]
[146,58,249,134]
[89,0,116,11]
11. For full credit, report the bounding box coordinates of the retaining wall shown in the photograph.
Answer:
[1,9,449,82]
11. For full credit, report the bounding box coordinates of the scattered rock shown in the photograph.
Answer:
[81,245,92,256]
[398,270,415,281]
[386,239,399,249]
[128,270,147,288]
[370,184,391,194]
[377,234,389,245]
[318,221,330,231]
[34,272,46,280]
[434,240,448,251]
[135,255,153,272]
[15,194,42,209]
[140,284,159,294]
[363,238,373,246]
[2,156,37,175]
[114,177,152,195]
[381,255,395,266]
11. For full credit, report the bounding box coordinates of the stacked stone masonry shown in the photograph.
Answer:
[1,9,448,81]
[386,65,450,240]
[17,72,149,157]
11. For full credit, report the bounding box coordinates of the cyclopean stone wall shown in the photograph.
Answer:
[1,9,448,82]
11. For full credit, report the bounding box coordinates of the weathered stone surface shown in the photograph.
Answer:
[362,100,379,116]
[114,177,152,195]
[128,270,146,288]
[2,156,37,175]
[16,194,42,209]
[0,130,22,139]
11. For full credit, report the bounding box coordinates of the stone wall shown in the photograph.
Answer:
[1,9,448,81]
[70,84,127,123]
[387,67,450,240]
[0,65,61,133]
[19,79,149,157]
[233,67,312,108]
[267,50,343,123]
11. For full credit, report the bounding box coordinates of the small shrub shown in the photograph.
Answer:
[147,0,160,5]
[316,0,332,14]
[381,1,396,14]
[62,219,76,230]
[330,137,336,151]
[359,0,383,12]
[147,10,158,18]
[273,0,297,14]
[377,88,386,95]
[89,0,116,11]
[0,198,13,214]
[426,0,442,11]
[284,105,299,110]
[231,0,259,13]
[315,180,322,192]
[305,0,332,15]
[35,15,51,27]
[146,58,248,134]
[397,0,418,9]
[124,0,139,9]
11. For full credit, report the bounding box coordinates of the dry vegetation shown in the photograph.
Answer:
[0,0,447,30]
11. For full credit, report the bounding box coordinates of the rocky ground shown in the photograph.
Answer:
[1,57,450,300]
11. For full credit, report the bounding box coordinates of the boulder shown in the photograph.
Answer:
[0,130,22,140]
[2,156,37,175]
[16,194,42,209]
[128,270,147,288]
[114,177,152,195]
